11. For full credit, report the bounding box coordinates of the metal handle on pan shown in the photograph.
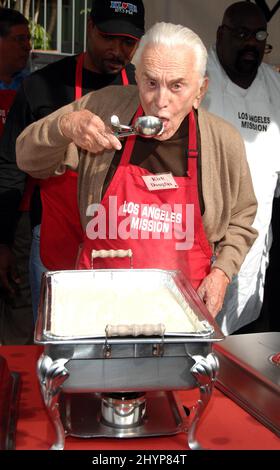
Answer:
[91,249,133,268]
[105,323,166,337]
[104,323,166,358]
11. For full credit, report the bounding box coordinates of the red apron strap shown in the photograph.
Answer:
[119,105,144,166]
[75,52,85,100]
[121,68,129,86]
[186,109,199,177]
[188,109,198,156]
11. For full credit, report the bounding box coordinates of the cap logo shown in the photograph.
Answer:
[110,2,138,15]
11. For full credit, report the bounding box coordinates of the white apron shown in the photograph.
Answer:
[204,48,280,334]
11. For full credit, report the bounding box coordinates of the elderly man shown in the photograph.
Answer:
[16,22,258,318]
[203,1,280,333]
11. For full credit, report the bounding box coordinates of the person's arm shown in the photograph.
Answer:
[0,85,34,293]
[16,100,122,177]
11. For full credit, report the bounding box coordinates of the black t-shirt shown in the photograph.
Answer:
[0,56,136,243]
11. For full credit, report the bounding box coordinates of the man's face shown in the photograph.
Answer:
[0,24,31,75]
[87,21,138,74]
[217,11,267,78]
[136,44,207,141]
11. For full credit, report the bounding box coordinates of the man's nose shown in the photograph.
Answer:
[155,88,169,108]
[246,37,258,46]
[111,39,124,56]
[244,32,260,46]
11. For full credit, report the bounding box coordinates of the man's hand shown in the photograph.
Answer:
[0,244,21,296]
[196,268,230,318]
[60,109,122,154]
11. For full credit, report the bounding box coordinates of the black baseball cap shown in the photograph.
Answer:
[90,0,145,40]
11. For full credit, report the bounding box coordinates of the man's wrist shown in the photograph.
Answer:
[59,113,74,140]
[210,267,230,284]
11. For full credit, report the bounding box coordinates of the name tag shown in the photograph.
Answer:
[142,173,178,191]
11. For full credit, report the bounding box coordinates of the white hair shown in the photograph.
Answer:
[133,22,208,79]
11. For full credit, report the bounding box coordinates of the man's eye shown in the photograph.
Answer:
[237,29,248,39]
[123,39,137,47]
[101,35,114,41]
[172,83,182,91]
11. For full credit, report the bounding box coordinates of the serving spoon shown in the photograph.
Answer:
[111,115,164,138]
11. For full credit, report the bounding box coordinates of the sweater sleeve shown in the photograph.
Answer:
[15,99,83,179]
[16,85,139,179]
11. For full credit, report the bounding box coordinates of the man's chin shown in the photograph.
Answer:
[103,63,124,74]
[236,58,259,75]
[154,129,173,141]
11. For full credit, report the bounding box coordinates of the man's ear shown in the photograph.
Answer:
[193,76,209,109]
[87,17,97,36]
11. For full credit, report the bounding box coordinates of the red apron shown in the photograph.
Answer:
[39,54,129,270]
[0,89,16,136]
[78,107,212,289]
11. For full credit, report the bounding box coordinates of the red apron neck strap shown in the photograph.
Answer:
[186,108,198,177]
[119,105,144,166]
[75,52,85,100]
[121,68,129,86]
[188,108,198,157]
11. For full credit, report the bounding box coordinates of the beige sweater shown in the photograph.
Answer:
[16,85,258,280]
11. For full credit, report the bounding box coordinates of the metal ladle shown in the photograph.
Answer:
[111,115,164,138]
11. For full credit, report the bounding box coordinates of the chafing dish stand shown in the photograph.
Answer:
[35,269,224,450]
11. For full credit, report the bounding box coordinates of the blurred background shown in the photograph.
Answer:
[0,0,279,71]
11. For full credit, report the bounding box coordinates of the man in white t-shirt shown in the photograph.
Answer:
[203,1,280,335]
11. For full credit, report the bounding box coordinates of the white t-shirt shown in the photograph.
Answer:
[203,47,280,334]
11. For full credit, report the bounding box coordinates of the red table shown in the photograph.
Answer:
[1,345,279,451]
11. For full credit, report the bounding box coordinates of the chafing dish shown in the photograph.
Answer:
[214,332,280,436]
[35,268,224,450]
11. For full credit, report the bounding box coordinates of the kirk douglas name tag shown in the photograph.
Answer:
[142,173,178,191]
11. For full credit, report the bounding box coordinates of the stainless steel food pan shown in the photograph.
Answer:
[35,269,223,344]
